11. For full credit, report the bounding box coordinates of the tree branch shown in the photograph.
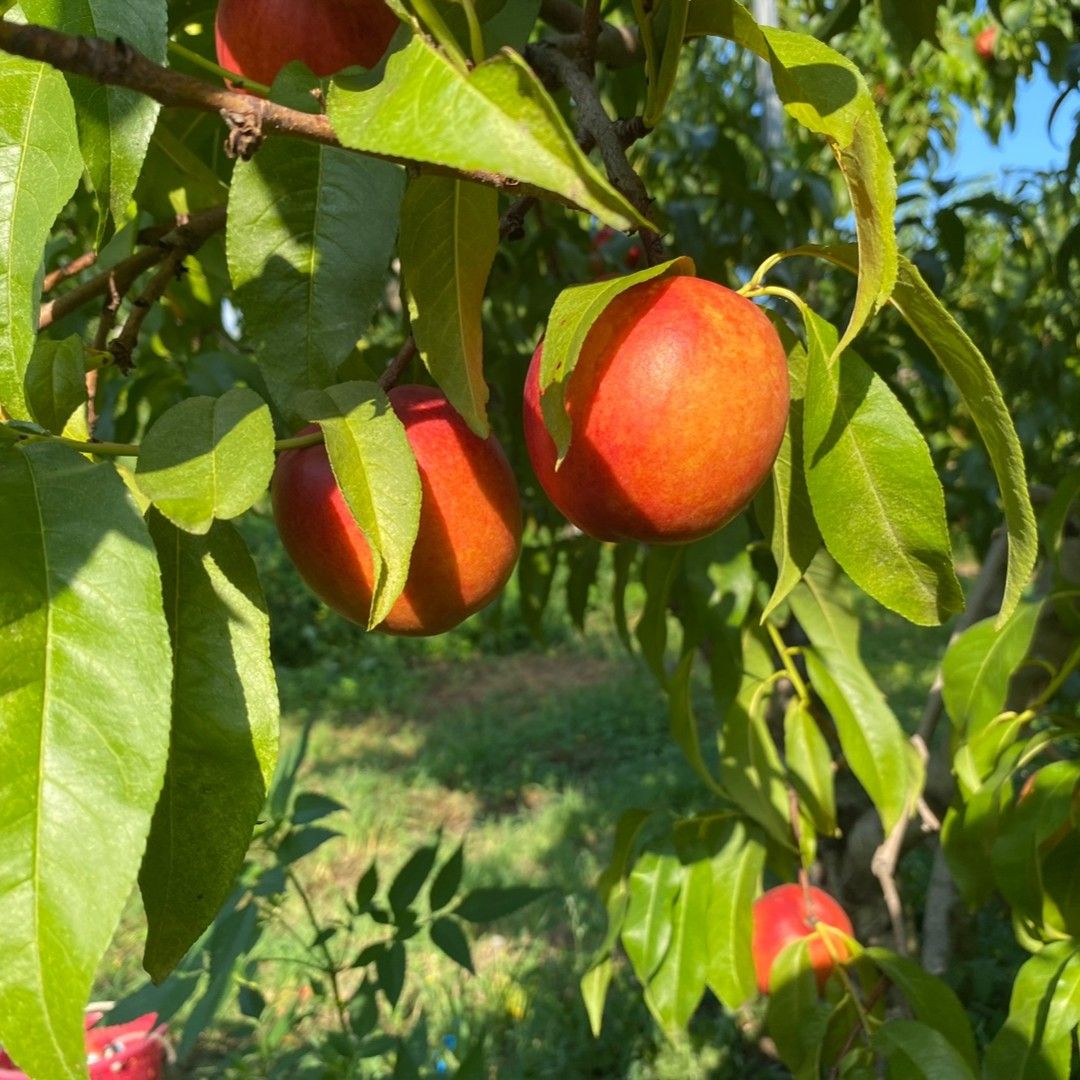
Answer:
[43,250,99,294]
[39,206,227,333]
[527,43,663,263]
[538,0,643,68]
[0,19,523,195]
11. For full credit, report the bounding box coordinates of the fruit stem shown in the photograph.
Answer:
[737,251,789,295]
[765,621,811,705]
[166,40,271,96]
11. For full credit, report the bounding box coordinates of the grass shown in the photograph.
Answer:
[93,518,985,1077]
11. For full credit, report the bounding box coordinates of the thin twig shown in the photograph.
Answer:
[499,196,539,241]
[286,869,350,1035]
[43,250,99,293]
[378,338,418,391]
[538,0,643,68]
[39,206,227,331]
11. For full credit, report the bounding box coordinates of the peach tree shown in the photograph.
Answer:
[0,0,1076,1077]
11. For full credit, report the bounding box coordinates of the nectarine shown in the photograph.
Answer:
[523,276,789,544]
[272,386,522,636]
[215,0,399,87]
[752,883,853,993]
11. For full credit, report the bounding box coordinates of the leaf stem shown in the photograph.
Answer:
[166,39,271,96]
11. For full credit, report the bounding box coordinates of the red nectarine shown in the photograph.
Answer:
[272,386,522,636]
[215,0,399,87]
[523,276,789,544]
[752,883,853,994]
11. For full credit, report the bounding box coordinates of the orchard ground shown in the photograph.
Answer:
[90,516,1027,1077]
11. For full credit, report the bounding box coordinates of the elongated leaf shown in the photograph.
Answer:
[644,858,711,1031]
[23,334,87,438]
[0,28,82,419]
[984,943,1080,1080]
[537,257,694,460]
[941,603,1041,737]
[140,517,277,981]
[297,381,421,628]
[429,844,464,912]
[227,138,404,420]
[788,245,1036,624]
[706,821,765,1009]
[22,0,165,235]
[135,388,275,534]
[327,37,647,231]
[635,543,684,685]
[784,699,837,837]
[668,652,722,794]
[455,886,548,922]
[0,444,172,1080]
[580,957,614,1038]
[758,344,820,620]
[637,0,691,128]
[388,841,440,916]
[864,949,978,1071]
[801,308,962,626]
[622,852,681,986]
[803,646,910,834]
[686,0,897,348]
[430,917,474,973]
[873,1020,977,1080]
[764,938,830,1072]
[399,175,497,437]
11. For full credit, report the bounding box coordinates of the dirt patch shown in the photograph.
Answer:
[418,651,619,717]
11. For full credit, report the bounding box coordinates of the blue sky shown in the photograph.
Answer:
[943,66,1071,185]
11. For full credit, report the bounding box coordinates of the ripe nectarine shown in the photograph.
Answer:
[523,276,789,544]
[215,0,399,87]
[272,386,522,636]
[752,883,853,994]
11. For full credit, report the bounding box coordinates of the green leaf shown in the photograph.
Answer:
[668,652,723,794]
[706,821,765,1010]
[227,138,404,420]
[400,175,497,437]
[801,307,962,626]
[864,949,978,1071]
[518,544,556,640]
[537,258,694,461]
[429,843,465,912]
[643,857,711,1031]
[764,938,831,1072]
[388,841,440,916]
[455,886,548,922]
[758,344,820,620]
[873,1020,977,1080]
[580,957,614,1038]
[430,916,474,972]
[355,864,379,912]
[0,28,82,419]
[22,0,166,236]
[292,792,347,825]
[942,603,1042,737]
[298,381,422,628]
[23,334,87,438]
[636,0,691,128]
[376,941,407,1008]
[686,1,897,349]
[622,852,681,986]
[134,388,275,534]
[0,444,172,1080]
[983,943,1080,1080]
[635,544,684,685]
[789,245,1037,625]
[784,699,837,838]
[327,37,648,231]
[140,516,279,980]
[803,646,911,834]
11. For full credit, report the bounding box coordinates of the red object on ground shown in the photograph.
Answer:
[0,1014,167,1079]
